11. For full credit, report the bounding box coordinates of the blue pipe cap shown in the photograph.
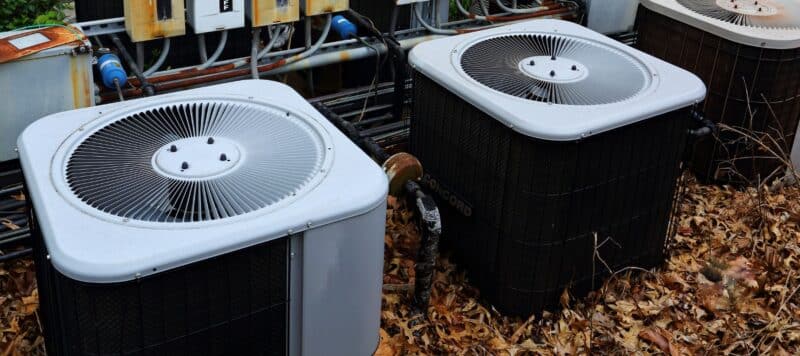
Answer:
[332,15,358,39]
[97,53,128,89]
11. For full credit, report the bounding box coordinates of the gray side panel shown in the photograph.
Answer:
[300,204,386,356]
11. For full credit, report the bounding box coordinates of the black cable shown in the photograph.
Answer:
[109,34,155,96]
[389,5,400,39]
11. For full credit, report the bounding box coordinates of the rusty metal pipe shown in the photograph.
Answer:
[104,34,440,100]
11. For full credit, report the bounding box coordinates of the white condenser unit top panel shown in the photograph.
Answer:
[18,80,387,283]
[641,0,800,49]
[408,19,706,141]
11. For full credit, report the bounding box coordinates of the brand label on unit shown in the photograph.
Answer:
[420,173,473,217]
[220,0,233,12]
[8,33,49,50]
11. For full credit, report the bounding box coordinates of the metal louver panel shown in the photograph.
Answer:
[675,0,800,29]
[459,33,651,105]
[64,100,327,224]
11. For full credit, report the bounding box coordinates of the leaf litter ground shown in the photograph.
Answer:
[3,176,800,355]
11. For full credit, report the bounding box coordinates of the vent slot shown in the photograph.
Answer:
[64,100,327,224]
[676,0,800,29]
[459,33,651,105]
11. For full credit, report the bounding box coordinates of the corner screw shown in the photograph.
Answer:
[529,59,535,66]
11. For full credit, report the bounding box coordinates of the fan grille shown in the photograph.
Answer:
[459,33,651,105]
[64,100,328,224]
[676,0,800,29]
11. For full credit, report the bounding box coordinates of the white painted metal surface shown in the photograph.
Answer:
[408,19,707,141]
[187,0,246,34]
[641,0,800,49]
[18,80,388,284]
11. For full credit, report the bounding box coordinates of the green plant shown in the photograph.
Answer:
[450,0,474,19]
[0,0,70,31]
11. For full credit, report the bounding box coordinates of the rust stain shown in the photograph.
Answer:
[303,0,347,16]
[252,0,299,27]
[383,153,424,197]
[124,0,185,42]
[0,26,85,64]
[69,55,93,109]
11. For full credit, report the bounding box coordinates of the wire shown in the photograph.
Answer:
[414,3,459,35]
[354,36,382,123]
[198,30,228,70]
[251,26,288,79]
[113,78,125,102]
[143,38,170,77]
[9,23,84,40]
[495,0,548,13]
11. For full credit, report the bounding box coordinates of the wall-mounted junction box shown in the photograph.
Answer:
[301,0,348,16]
[187,0,246,34]
[123,0,186,42]
[247,0,300,26]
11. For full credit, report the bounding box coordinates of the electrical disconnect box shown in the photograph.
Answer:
[187,0,246,34]
[247,0,300,26]
[301,0,348,16]
[123,0,186,42]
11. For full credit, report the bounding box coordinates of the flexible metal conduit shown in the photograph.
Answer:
[107,33,439,100]
[125,15,330,88]
[143,38,171,77]
[198,30,228,70]
[495,0,550,13]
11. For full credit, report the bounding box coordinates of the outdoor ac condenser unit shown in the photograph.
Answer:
[637,0,800,183]
[409,19,706,315]
[19,80,387,355]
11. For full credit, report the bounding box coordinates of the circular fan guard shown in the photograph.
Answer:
[459,33,651,105]
[63,99,329,224]
[676,0,800,29]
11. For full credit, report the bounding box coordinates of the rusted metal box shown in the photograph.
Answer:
[0,28,94,162]
[301,0,349,16]
[123,0,186,42]
[247,0,300,26]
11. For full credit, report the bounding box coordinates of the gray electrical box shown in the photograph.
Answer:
[0,28,95,162]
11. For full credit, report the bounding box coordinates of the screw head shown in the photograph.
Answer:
[571,65,578,71]
[170,145,178,152]
[550,55,556,61]
[181,162,189,170]
[550,70,556,77]
[529,59,535,66]
[220,153,228,161]
[207,137,215,144]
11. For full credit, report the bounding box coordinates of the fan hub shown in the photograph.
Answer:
[518,56,589,84]
[715,0,778,17]
[153,136,243,180]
